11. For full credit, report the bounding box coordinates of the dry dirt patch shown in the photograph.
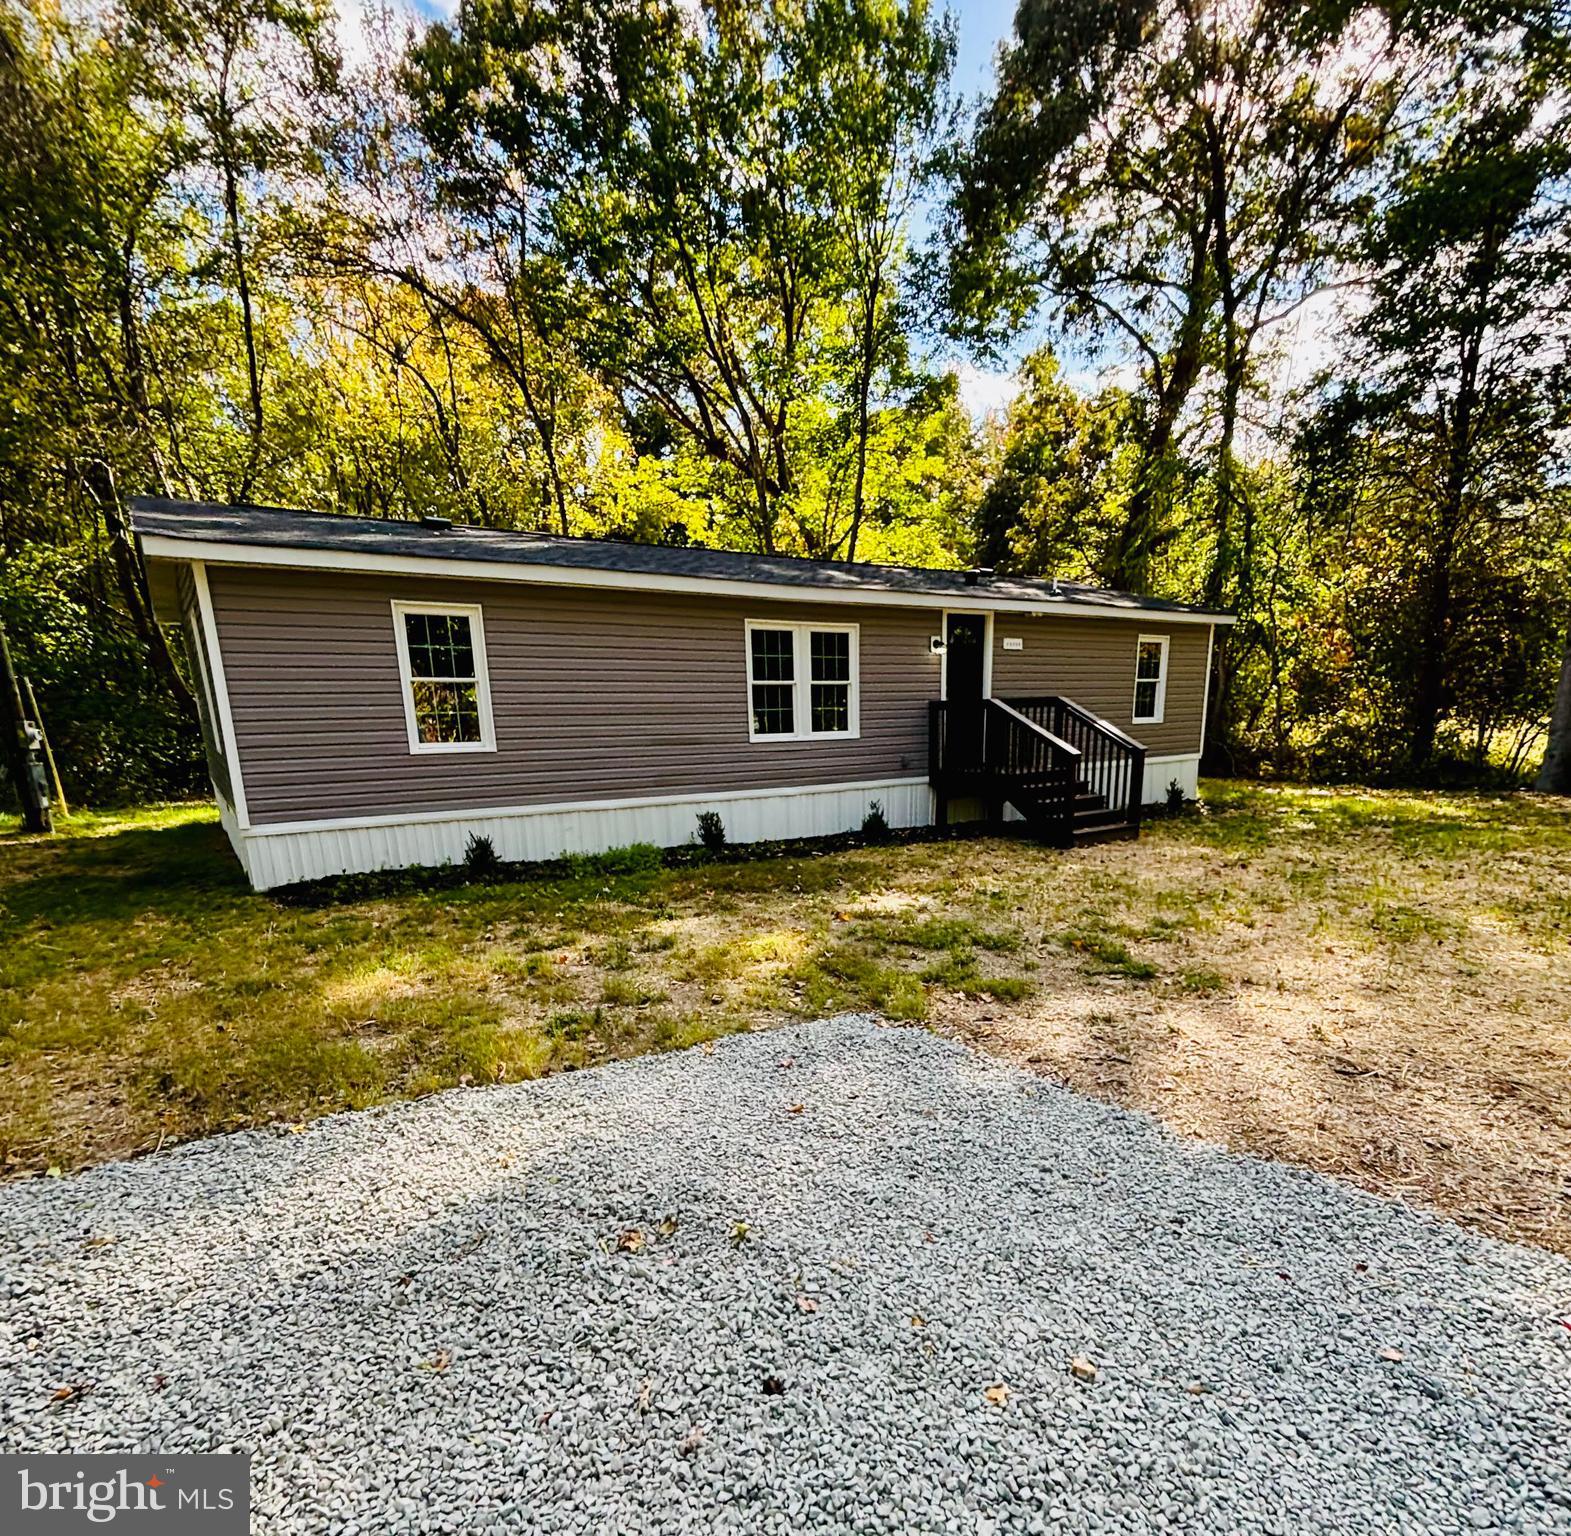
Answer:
[3,785,1568,1257]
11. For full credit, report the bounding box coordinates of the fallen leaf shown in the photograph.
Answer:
[678,1425,705,1456]
[82,1235,117,1250]
[421,1348,452,1373]
[1070,1355,1098,1383]
[1187,1382,1209,1395]
[776,1056,796,1070]
[909,1314,927,1328]
[983,1383,1010,1407]
[1378,1346,1405,1363]
[50,1381,91,1404]
[730,1220,751,1246]
[787,1102,805,1114]
[637,1379,653,1414]
[657,1215,679,1239]
[795,1294,819,1313]
[45,1166,62,1179]
[616,1228,645,1254]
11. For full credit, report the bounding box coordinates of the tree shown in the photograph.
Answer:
[1321,20,1571,768]
[405,0,951,555]
[971,350,1141,584]
[1541,628,1571,794]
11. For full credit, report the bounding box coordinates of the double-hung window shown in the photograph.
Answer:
[392,601,496,753]
[1132,634,1169,725]
[746,621,859,742]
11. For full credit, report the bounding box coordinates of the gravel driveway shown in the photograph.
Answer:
[2,1016,1567,1535]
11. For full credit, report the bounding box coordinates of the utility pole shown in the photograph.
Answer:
[0,619,52,833]
[20,676,67,817]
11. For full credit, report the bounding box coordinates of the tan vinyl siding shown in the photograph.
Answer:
[208,567,942,826]
[988,615,1211,756]
[176,565,233,807]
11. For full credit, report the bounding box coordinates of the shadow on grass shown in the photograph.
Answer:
[0,819,250,937]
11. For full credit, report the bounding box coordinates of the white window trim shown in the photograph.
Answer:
[744,619,860,743]
[1133,633,1170,725]
[391,599,497,755]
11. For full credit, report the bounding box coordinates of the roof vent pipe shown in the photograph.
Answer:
[963,567,994,586]
[420,515,453,532]
[1050,575,1061,596]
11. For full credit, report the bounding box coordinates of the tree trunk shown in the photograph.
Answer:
[82,460,197,715]
[1538,626,1571,794]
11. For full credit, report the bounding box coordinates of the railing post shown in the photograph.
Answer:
[1129,747,1147,830]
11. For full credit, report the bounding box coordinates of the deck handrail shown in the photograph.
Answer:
[1003,694,1146,753]
[985,697,1082,762]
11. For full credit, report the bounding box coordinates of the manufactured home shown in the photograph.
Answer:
[134,498,1234,891]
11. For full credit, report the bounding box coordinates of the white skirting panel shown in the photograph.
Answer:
[1142,753,1200,804]
[234,777,936,891]
[215,788,244,862]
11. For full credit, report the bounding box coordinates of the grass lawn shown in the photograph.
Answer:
[3,782,1569,1255]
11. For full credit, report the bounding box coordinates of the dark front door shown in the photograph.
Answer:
[945,613,987,770]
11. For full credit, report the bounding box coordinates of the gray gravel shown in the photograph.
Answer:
[2,1015,1568,1536]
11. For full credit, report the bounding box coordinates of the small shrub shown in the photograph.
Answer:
[1166,778,1186,816]
[696,810,727,851]
[861,800,891,841]
[566,842,665,878]
[463,832,500,875]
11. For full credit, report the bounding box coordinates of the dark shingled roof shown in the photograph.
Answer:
[131,497,1233,619]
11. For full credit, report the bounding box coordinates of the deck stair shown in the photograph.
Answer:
[928,695,1147,846]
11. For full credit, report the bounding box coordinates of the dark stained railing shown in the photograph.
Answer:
[929,698,1083,846]
[930,694,1147,842]
[983,699,1080,846]
[1006,696,1147,834]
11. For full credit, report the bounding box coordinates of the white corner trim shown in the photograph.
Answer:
[230,776,935,890]
[1198,621,1217,756]
[139,534,1236,626]
[192,561,250,830]
[389,598,498,755]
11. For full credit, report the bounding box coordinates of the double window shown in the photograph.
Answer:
[746,621,859,741]
[1133,635,1169,724]
[392,601,496,753]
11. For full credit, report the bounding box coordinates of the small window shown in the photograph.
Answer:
[392,601,496,753]
[1133,635,1169,724]
[745,621,859,741]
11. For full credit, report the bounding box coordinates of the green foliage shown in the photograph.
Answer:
[0,0,1566,810]
[695,811,727,852]
[463,833,499,876]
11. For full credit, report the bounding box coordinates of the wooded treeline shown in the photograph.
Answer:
[1,0,1567,804]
